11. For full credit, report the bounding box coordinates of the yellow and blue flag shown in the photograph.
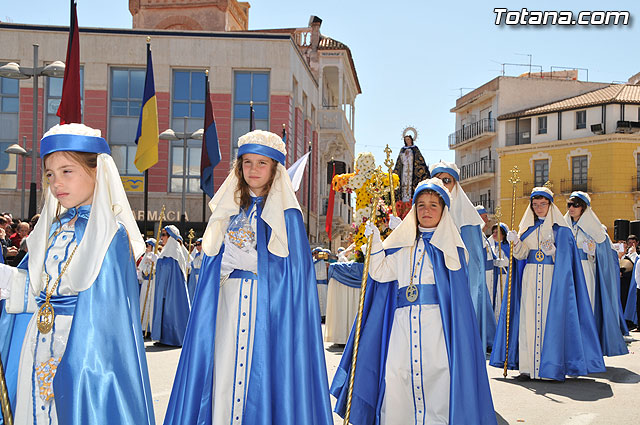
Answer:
[134,43,159,172]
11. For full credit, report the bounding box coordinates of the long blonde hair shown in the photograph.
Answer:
[233,155,278,210]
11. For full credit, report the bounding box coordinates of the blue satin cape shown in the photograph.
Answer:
[461,225,497,352]
[330,245,497,425]
[327,262,364,288]
[0,221,154,424]
[163,207,333,425]
[624,259,638,324]
[591,239,628,356]
[489,225,605,380]
[151,257,191,346]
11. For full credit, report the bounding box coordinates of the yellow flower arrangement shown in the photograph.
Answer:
[331,158,400,252]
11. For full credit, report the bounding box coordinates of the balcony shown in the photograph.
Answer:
[460,159,495,182]
[522,180,555,197]
[505,130,531,146]
[560,178,592,194]
[448,118,495,149]
[318,107,355,145]
[471,199,495,213]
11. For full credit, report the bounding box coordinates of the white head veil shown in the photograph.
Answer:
[201,130,300,258]
[430,161,485,230]
[517,186,568,238]
[563,191,607,244]
[27,124,145,293]
[383,178,468,270]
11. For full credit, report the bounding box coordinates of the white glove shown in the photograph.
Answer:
[493,257,509,268]
[388,215,402,230]
[363,221,378,237]
[136,270,143,281]
[582,240,596,256]
[506,230,519,243]
[0,264,12,300]
[221,234,258,275]
[541,240,556,256]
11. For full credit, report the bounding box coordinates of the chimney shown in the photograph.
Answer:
[309,15,322,52]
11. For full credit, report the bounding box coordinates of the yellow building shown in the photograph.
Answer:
[497,84,640,237]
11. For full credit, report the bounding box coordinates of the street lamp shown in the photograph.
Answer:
[0,44,65,219]
[4,137,31,220]
[159,116,203,235]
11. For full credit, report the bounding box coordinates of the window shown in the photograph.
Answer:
[170,70,206,193]
[572,155,588,191]
[538,116,547,134]
[0,75,20,189]
[232,71,270,159]
[45,68,84,132]
[109,68,145,176]
[576,110,586,129]
[534,159,549,187]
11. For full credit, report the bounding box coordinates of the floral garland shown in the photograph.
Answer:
[331,152,399,252]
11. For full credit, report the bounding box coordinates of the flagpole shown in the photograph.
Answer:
[144,169,149,236]
[142,37,151,237]
[306,140,312,237]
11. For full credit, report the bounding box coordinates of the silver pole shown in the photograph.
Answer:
[181,116,187,232]
[29,44,39,219]
[21,136,26,219]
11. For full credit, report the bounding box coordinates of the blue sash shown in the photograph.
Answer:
[229,269,258,280]
[526,250,554,265]
[396,284,439,308]
[35,292,78,316]
[577,250,588,261]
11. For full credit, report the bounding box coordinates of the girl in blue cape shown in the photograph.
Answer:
[490,222,512,322]
[163,130,332,425]
[151,224,191,346]
[490,187,605,380]
[331,178,496,425]
[431,161,496,353]
[0,124,154,424]
[564,191,628,356]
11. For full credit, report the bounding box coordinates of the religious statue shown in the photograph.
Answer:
[393,127,430,218]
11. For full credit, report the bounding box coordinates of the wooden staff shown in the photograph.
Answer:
[344,169,385,425]
[0,356,12,425]
[383,144,397,216]
[141,205,165,336]
[494,207,504,301]
[503,166,520,377]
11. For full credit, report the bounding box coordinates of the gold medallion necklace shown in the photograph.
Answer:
[37,243,79,334]
[535,226,545,262]
[406,241,427,302]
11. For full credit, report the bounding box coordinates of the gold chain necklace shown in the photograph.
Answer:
[405,241,427,302]
[37,244,79,334]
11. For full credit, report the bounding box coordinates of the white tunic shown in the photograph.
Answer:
[138,252,156,333]
[570,223,596,310]
[314,259,328,316]
[324,274,360,345]
[3,221,78,425]
[512,222,555,379]
[211,203,259,424]
[369,233,450,425]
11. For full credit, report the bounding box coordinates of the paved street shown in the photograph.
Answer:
[146,328,640,424]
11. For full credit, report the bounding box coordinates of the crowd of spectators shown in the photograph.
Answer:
[0,212,39,266]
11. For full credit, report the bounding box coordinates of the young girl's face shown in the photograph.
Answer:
[44,152,96,209]
[242,153,273,196]
[415,192,444,228]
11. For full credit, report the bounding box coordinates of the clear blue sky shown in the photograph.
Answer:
[3,0,638,167]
